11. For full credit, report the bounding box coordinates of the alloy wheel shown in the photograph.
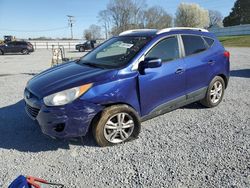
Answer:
[210,81,223,104]
[104,113,134,144]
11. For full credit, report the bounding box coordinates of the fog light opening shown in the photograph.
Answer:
[54,123,65,132]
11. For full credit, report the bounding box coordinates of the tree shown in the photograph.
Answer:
[175,3,209,28]
[223,0,250,27]
[84,29,92,40]
[98,10,111,39]
[89,24,101,40]
[83,24,101,40]
[144,6,172,29]
[208,10,223,28]
[107,0,146,35]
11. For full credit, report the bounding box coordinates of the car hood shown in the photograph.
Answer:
[27,61,117,99]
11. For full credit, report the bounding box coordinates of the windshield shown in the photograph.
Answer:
[78,36,151,69]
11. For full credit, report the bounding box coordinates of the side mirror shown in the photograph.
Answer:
[140,57,162,69]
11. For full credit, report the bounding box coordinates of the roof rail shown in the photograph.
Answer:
[157,27,208,34]
[119,29,157,36]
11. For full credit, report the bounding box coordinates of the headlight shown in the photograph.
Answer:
[43,83,92,106]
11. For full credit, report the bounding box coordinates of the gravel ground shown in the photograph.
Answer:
[0,48,249,187]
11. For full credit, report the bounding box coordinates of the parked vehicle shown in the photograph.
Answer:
[24,27,230,147]
[75,40,96,52]
[0,41,34,55]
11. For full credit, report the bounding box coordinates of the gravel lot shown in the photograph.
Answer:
[0,48,249,187]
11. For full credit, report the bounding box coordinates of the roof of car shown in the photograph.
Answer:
[119,27,215,38]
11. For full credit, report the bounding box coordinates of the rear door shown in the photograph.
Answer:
[15,41,25,52]
[181,35,214,95]
[138,36,186,116]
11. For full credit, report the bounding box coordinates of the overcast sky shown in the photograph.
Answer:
[0,0,235,39]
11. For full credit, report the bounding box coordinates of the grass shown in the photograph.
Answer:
[218,35,250,47]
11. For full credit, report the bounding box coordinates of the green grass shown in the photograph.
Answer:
[218,35,250,47]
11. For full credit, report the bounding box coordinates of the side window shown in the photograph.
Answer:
[146,36,180,62]
[7,42,14,45]
[203,37,214,47]
[182,35,207,56]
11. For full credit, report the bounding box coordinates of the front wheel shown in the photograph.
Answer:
[0,50,4,55]
[92,105,141,147]
[200,76,225,108]
[79,47,84,52]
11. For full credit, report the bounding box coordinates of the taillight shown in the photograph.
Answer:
[224,51,230,58]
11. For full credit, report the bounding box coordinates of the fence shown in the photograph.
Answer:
[209,24,250,37]
[28,40,81,50]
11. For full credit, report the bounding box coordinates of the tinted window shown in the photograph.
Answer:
[16,41,27,45]
[146,36,179,62]
[182,35,207,56]
[203,37,214,47]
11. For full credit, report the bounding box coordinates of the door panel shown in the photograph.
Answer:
[138,59,186,116]
[5,42,14,53]
[181,35,214,94]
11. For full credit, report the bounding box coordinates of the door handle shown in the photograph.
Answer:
[175,68,185,74]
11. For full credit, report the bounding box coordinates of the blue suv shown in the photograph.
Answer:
[24,28,230,147]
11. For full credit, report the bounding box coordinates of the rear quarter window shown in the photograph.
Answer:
[203,37,214,47]
[182,35,207,56]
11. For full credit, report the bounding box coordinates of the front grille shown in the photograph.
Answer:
[25,103,40,119]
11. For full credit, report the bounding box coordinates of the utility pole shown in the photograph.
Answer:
[67,15,75,39]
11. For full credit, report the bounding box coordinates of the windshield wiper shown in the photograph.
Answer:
[82,62,104,69]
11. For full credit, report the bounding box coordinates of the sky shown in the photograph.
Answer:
[0,0,235,39]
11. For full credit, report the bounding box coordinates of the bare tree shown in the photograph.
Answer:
[89,24,102,40]
[209,10,223,28]
[144,6,172,29]
[98,10,111,39]
[107,0,146,35]
[83,24,102,40]
[175,3,209,28]
[84,29,92,40]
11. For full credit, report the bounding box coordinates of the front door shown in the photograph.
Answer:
[138,36,186,116]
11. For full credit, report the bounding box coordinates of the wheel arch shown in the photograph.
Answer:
[217,74,228,88]
[90,102,140,126]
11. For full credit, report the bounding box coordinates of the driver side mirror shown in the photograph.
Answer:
[139,57,162,69]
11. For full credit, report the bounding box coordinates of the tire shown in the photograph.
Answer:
[0,50,4,55]
[21,49,29,55]
[79,47,84,52]
[200,76,225,108]
[92,105,141,147]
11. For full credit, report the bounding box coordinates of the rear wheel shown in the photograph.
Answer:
[201,76,225,108]
[92,105,141,147]
[0,50,4,55]
[21,49,29,55]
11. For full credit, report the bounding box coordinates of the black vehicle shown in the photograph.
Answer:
[0,41,34,55]
[75,40,96,52]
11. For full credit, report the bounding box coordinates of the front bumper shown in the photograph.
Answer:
[24,93,103,138]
